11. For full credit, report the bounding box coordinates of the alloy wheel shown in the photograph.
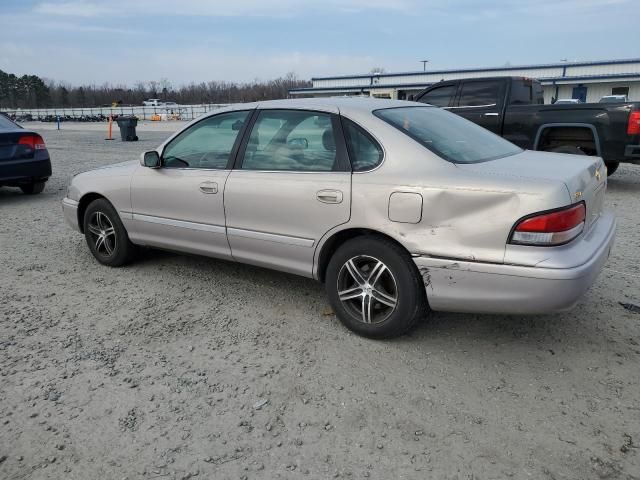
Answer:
[87,211,117,257]
[336,255,398,324]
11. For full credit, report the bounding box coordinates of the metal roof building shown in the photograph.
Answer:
[289,58,640,104]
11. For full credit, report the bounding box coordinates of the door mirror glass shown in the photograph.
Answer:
[143,150,161,168]
[287,138,308,149]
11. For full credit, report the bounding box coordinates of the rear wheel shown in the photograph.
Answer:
[604,161,619,176]
[83,198,135,267]
[325,236,427,339]
[20,181,45,195]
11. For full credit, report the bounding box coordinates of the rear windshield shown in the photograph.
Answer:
[374,106,522,164]
[0,114,17,131]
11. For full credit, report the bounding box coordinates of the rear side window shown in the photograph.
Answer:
[342,119,383,172]
[458,81,501,107]
[241,110,339,171]
[0,114,17,130]
[510,81,533,105]
[418,84,457,107]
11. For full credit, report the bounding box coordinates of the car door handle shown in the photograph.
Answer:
[483,112,500,117]
[199,181,218,194]
[316,189,343,204]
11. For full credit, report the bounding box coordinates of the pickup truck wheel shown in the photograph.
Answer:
[604,161,619,176]
[549,145,585,155]
[325,236,427,339]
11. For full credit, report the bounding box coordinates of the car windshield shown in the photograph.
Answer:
[0,114,17,130]
[374,106,522,164]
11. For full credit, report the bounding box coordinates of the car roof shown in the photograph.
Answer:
[234,97,427,116]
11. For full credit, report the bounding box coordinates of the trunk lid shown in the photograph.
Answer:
[0,131,34,161]
[458,150,606,230]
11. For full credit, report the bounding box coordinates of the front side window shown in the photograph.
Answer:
[241,110,338,171]
[343,119,383,171]
[458,81,501,107]
[374,106,522,164]
[418,84,457,107]
[162,110,249,169]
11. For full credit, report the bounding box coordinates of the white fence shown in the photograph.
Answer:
[4,104,231,122]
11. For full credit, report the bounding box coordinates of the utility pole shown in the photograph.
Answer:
[421,60,429,71]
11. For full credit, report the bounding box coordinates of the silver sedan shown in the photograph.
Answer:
[62,98,615,338]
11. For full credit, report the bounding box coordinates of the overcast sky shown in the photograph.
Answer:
[1,0,637,87]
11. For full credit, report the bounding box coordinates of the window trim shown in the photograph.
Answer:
[339,116,385,173]
[233,108,350,173]
[160,109,254,170]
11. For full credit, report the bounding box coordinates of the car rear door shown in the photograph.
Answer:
[449,79,506,134]
[223,108,352,277]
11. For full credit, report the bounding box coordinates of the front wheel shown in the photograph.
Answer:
[83,198,135,267]
[325,236,427,339]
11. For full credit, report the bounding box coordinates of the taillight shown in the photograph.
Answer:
[18,134,46,150]
[510,202,586,246]
[628,111,640,135]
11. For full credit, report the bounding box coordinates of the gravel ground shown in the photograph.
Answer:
[1,123,639,480]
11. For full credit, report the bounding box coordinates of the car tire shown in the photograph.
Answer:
[325,236,427,339]
[83,198,136,267]
[20,181,45,195]
[604,161,619,176]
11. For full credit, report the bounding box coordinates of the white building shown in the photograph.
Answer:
[289,58,640,103]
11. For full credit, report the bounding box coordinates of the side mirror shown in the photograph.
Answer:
[141,150,161,168]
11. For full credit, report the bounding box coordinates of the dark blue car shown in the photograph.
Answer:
[0,113,51,194]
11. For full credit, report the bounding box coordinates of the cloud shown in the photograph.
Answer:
[34,1,112,17]
[34,0,416,18]
[0,42,393,85]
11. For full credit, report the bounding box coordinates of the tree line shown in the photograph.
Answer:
[0,69,311,109]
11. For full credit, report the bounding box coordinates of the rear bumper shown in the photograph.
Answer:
[0,157,51,184]
[623,144,640,164]
[414,211,616,314]
[62,197,81,233]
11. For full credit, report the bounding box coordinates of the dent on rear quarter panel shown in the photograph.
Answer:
[348,169,569,266]
[409,187,521,263]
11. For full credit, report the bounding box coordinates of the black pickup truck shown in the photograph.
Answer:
[414,77,640,175]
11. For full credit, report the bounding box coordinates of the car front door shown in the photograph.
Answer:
[223,108,352,277]
[449,79,505,134]
[129,110,251,259]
